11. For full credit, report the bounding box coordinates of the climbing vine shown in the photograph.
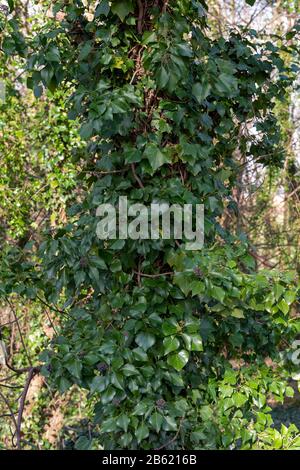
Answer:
[1,0,300,450]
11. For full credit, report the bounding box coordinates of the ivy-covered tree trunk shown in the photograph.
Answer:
[2,0,300,450]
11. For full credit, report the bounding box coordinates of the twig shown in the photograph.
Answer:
[162,0,169,14]
[36,295,70,318]
[6,298,32,367]
[133,271,173,278]
[248,249,276,269]
[131,163,144,189]
[16,367,39,450]
[155,417,184,450]
[137,0,144,34]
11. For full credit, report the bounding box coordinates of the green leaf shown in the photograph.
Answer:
[284,290,296,305]
[91,257,107,270]
[142,31,157,45]
[232,392,248,408]
[182,334,203,352]
[58,376,71,393]
[278,299,289,314]
[90,376,108,393]
[144,144,169,172]
[245,0,256,5]
[111,0,134,21]
[110,239,125,250]
[122,364,139,376]
[132,347,148,362]
[231,308,245,319]
[173,273,193,296]
[192,82,211,103]
[136,423,149,443]
[215,73,238,95]
[156,66,169,89]
[162,319,179,336]
[8,0,14,12]
[119,433,133,447]
[78,42,93,61]
[33,85,43,98]
[149,412,163,433]
[101,418,117,433]
[101,385,116,405]
[116,414,130,432]
[80,121,93,140]
[167,350,189,371]
[45,46,60,63]
[162,416,177,431]
[110,259,122,272]
[67,358,82,379]
[211,285,226,303]
[135,332,156,351]
[163,336,180,355]
[95,0,110,17]
[74,436,91,450]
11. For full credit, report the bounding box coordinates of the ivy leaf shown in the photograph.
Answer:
[211,285,226,303]
[111,0,134,21]
[163,336,180,355]
[95,0,110,17]
[149,412,163,433]
[116,414,130,432]
[182,334,203,352]
[284,290,296,305]
[101,418,118,433]
[156,66,169,89]
[8,0,14,12]
[231,308,245,319]
[67,358,82,379]
[45,46,60,63]
[78,42,93,61]
[167,350,189,371]
[101,385,116,405]
[80,121,93,140]
[144,144,169,172]
[162,319,179,336]
[74,436,92,450]
[192,82,211,103]
[136,423,149,443]
[135,332,156,351]
[162,416,177,431]
[215,73,238,95]
[245,0,256,5]
[33,85,43,98]
[232,392,248,408]
[278,299,289,314]
[90,376,108,393]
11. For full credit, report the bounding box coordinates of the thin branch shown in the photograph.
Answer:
[131,163,144,189]
[155,416,184,450]
[133,270,173,278]
[36,295,70,318]
[6,298,32,367]
[16,367,39,450]
[137,0,144,34]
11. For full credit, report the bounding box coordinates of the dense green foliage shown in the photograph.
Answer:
[1,0,300,450]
